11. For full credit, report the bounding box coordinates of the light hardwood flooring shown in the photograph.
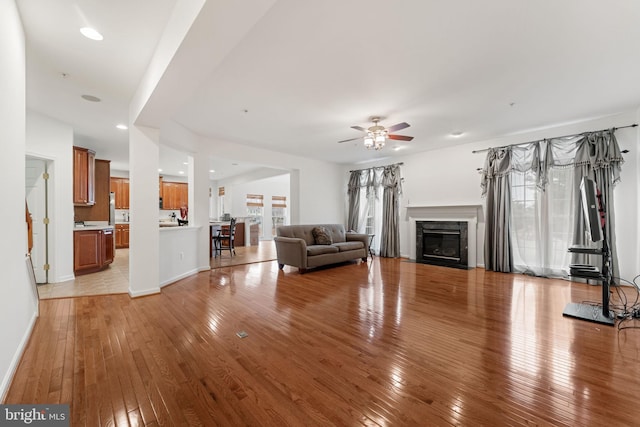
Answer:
[37,241,277,299]
[8,258,640,425]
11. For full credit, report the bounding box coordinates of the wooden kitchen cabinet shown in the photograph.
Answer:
[111,177,130,209]
[161,181,188,210]
[115,224,130,248]
[73,146,96,206]
[74,228,114,275]
[222,221,245,247]
[102,228,115,265]
[249,223,259,246]
[74,159,110,222]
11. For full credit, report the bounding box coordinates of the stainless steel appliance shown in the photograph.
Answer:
[109,192,116,252]
[109,192,116,225]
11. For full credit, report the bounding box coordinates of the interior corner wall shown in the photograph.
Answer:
[25,110,75,282]
[633,106,640,278]
[0,0,39,401]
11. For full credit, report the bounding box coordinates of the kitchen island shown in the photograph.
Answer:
[209,218,260,257]
[73,223,114,275]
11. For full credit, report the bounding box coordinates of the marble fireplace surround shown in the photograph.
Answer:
[405,204,483,268]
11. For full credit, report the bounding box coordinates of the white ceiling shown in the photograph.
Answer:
[17,0,640,178]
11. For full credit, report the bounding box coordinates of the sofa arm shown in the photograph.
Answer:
[274,236,308,269]
[346,232,369,252]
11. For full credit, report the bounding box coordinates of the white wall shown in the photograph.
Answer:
[25,110,75,282]
[0,0,39,400]
[226,173,290,238]
[159,227,201,286]
[343,110,640,281]
[197,137,343,224]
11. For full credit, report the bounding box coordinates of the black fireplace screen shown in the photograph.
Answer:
[416,221,468,268]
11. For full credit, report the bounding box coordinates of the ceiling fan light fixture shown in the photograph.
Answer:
[338,117,412,150]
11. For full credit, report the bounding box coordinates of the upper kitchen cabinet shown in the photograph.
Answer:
[111,177,130,209]
[161,180,188,210]
[73,146,96,206]
[75,159,111,222]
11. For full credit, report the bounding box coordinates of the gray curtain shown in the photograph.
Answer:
[481,129,624,275]
[347,171,361,231]
[379,165,402,257]
[481,147,514,272]
[568,130,624,278]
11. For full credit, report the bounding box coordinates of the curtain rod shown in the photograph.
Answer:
[349,162,404,173]
[471,124,637,154]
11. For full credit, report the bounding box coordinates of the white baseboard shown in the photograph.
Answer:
[0,310,38,402]
[128,287,161,298]
[160,268,199,288]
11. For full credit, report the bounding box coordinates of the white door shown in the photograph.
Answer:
[25,158,47,283]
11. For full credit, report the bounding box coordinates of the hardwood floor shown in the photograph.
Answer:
[6,258,640,426]
[210,239,277,269]
[37,241,277,299]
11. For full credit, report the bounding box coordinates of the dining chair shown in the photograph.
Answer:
[213,217,236,256]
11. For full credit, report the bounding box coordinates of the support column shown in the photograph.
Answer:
[189,153,212,271]
[129,125,161,297]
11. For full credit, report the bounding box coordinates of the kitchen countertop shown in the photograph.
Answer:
[73,224,114,232]
[159,222,180,227]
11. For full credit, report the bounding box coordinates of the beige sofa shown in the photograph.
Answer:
[274,224,369,273]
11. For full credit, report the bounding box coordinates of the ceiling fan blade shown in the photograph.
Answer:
[385,122,410,133]
[350,125,367,132]
[338,137,363,143]
[388,134,414,141]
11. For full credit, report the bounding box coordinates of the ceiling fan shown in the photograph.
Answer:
[338,117,414,150]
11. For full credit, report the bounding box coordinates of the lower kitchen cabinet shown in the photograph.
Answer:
[115,224,130,248]
[74,228,114,275]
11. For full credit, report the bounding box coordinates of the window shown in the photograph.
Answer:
[217,187,225,219]
[271,196,287,236]
[246,194,264,236]
[511,162,577,276]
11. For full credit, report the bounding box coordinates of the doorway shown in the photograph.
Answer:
[25,157,49,284]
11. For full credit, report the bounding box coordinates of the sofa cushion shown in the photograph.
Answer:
[312,226,333,245]
[333,241,364,252]
[307,245,339,256]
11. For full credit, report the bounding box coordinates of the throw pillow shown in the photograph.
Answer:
[312,226,333,245]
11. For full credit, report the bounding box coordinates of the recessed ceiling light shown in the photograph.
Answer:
[451,131,464,137]
[80,27,103,41]
[116,124,128,130]
[81,94,101,102]
[179,171,185,174]
[182,162,188,165]
[158,168,163,172]
[209,170,215,173]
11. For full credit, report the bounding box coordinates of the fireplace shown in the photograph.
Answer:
[416,221,468,269]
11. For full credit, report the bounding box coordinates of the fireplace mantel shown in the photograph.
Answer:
[405,204,482,267]
[405,204,483,219]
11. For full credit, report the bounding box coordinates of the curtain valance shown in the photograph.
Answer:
[482,129,624,194]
